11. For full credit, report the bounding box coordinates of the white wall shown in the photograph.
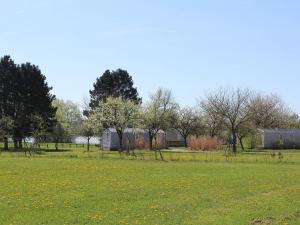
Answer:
[72,136,101,145]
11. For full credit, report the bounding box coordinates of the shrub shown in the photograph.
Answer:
[189,136,219,151]
[135,135,146,149]
[152,135,164,150]
[125,133,165,150]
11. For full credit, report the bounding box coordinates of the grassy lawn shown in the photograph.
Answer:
[0,147,299,224]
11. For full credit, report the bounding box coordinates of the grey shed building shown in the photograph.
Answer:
[102,128,166,150]
[166,129,186,147]
[258,128,300,149]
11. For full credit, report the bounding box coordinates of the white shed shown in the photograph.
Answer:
[259,128,300,149]
[71,136,101,145]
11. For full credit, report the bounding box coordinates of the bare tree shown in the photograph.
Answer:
[174,106,201,148]
[201,88,252,153]
[249,94,291,129]
[285,113,300,129]
[200,101,225,137]
[141,88,177,160]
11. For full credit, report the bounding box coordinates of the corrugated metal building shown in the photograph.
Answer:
[102,128,166,150]
[166,129,186,147]
[259,129,300,149]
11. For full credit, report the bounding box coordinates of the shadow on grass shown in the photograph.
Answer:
[1,148,72,153]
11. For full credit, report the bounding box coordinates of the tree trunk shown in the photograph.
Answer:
[184,136,188,148]
[149,133,153,150]
[18,139,23,149]
[238,136,245,151]
[232,130,237,153]
[118,133,123,152]
[4,137,8,151]
[158,149,165,161]
[55,139,58,151]
[13,138,18,149]
[210,129,216,138]
[87,137,90,152]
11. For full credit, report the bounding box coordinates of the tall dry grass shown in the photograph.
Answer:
[135,135,146,149]
[126,134,165,150]
[189,136,219,151]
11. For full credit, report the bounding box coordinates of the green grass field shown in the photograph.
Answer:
[0,146,299,224]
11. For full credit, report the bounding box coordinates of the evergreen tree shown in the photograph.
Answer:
[0,56,19,149]
[0,56,56,149]
[89,69,141,110]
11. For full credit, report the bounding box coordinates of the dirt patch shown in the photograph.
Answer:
[250,216,274,225]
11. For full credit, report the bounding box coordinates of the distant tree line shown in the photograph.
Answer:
[1,55,300,155]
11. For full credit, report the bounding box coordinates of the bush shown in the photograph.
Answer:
[135,135,146,149]
[152,136,164,150]
[125,133,165,150]
[189,136,219,151]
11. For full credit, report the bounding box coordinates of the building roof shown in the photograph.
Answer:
[104,128,165,134]
[258,128,300,134]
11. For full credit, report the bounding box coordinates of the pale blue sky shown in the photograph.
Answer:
[1,0,300,113]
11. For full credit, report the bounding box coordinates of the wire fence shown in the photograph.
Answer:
[0,141,299,164]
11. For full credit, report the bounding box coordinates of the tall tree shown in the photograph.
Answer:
[0,56,19,149]
[0,56,56,149]
[89,69,141,110]
[92,97,139,153]
[201,88,252,153]
[80,120,95,152]
[200,101,225,137]
[249,94,291,129]
[248,93,300,131]
[52,99,83,140]
[14,63,56,148]
[141,88,177,160]
[29,114,49,151]
[0,116,14,150]
[174,107,201,148]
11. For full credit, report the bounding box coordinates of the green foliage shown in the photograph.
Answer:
[174,107,202,147]
[30,115,49,146]
[51,99,83,140]
[92,97,140,150]
[81,120,96,138]
[0,55,56,148]
[141,88,177,150]
[93,97,140,129]
[89,69,141,110]
[80,117,100,152]
[0,116,14,137]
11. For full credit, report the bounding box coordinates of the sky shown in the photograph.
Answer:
[1,0,300,113]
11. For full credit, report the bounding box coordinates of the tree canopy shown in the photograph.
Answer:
[0,55,56,149]
[201,88,252,153]
[141,88,177,155]
[52,99,83,140]
[89,69,141,110]
[174,107,201,147]
[92,97,139,152]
